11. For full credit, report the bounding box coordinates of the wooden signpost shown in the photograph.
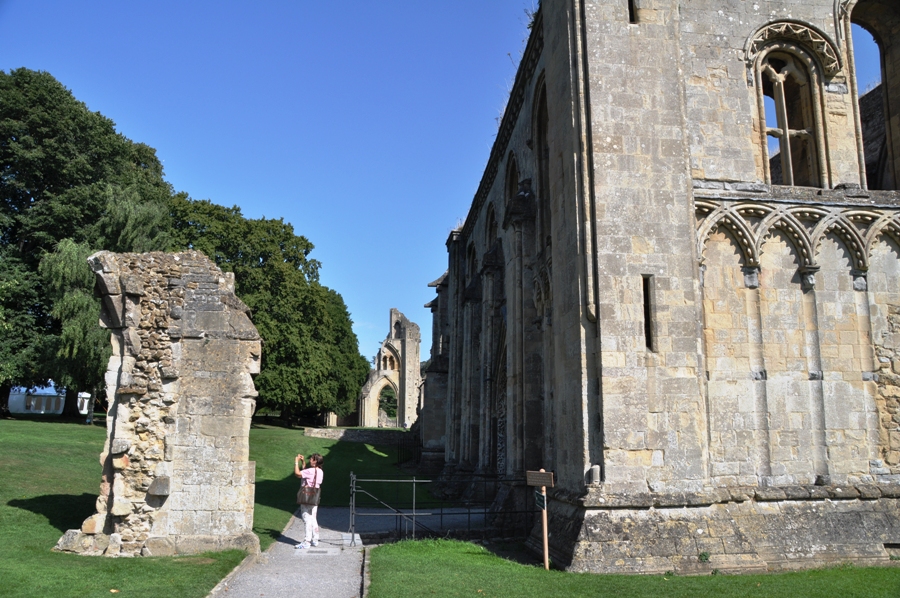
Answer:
[526,468,554,570]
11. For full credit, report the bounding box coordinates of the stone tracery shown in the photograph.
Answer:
[697,201,888,272]
[746,20,843,78]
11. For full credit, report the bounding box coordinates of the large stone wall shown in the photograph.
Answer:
[423,0,900,574]
[55,251,260,557]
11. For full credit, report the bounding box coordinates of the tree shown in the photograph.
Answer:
[0,252,50,415]
[0,68,172,414]
[379,386,398,419]
[39,240,110,416]
[0,68,367,420]
[169,195,368,417]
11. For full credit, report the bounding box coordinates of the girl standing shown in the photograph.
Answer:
[294,452,323,548]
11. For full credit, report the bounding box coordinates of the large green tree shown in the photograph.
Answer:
[0,68,171,415]
[169,195,369,418]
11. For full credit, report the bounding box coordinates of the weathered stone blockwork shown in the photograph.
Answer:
[55,251,260,557]
[422,0,900,573]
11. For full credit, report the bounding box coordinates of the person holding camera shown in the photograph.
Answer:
[294,452,323,549]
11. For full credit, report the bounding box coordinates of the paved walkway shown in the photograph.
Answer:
[208,508,368,598]
[207,506,493,598]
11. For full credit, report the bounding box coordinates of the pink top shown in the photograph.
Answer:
[300,466,323,488]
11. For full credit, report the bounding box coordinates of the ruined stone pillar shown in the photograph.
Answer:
[55,251,261,557]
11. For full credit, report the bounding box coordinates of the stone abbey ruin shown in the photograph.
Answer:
[56,251,260,557]
[357,308,422,428]
[51,0,900,575]
[417,0,900,574]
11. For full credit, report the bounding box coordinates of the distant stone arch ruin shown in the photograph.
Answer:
[357,309,421,428]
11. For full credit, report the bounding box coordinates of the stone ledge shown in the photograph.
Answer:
[693,182,900,207]
[563,483,900,509]
[302,427,409,445]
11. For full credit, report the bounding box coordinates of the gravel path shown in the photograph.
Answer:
[207,505,493,598]
[208,508,367,598]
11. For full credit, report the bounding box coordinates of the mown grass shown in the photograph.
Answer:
[0,418,243,597]
[0,417,411,596]
[368,539,900,598]
[249,422,414,549]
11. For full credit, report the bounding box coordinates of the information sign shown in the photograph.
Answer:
[526,470,555,488]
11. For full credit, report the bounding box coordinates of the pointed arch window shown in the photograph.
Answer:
[759,49,825,187]
[748,23,838,188]
[848,0,899,190]
[505,153,519,205]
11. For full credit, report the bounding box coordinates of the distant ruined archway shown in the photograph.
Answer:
[357,309,421,428]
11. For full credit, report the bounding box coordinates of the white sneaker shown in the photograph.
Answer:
[295,542,309,549]
[311,541,318,547]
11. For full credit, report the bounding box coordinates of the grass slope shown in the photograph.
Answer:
[369,539,900,598]
[249,423,412,549]
[0,418,410,596]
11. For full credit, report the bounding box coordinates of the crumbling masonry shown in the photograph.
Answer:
[357,309,422,428]
[420,0,900,574]
[55,251,260,557]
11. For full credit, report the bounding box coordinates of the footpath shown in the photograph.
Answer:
[207,507,370,598]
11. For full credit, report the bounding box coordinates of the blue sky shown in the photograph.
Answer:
[0,2,884,363]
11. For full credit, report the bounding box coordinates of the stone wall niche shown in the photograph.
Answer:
[55,250,261,557]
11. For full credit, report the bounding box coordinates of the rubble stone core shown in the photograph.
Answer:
[55,251,260,557]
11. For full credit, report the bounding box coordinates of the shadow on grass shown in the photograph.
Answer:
[254,438,410,517]
[478,540,543,567]
[255,525,298,545]
[2,414,107,427]
[8,492,96,532]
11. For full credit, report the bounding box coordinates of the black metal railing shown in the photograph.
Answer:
[348,472,532,545]
[395,431,422,465]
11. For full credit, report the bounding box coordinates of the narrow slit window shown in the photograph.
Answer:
[642,275,654,351]
[628,0,637,23]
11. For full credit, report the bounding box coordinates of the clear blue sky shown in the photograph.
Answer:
[0,2,884,363]
[0,0,538,361]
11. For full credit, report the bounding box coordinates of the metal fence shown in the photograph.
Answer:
[348,472,533,545]
[395,431,422,466]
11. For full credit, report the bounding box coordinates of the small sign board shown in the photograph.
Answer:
[534,489,546,511]
[526,470,555,488]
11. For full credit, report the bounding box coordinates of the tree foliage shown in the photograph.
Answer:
[169,195,369,417]
[0,69,172,414]
[0,68,367,418]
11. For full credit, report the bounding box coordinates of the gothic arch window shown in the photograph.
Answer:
[485,205,498,246]
[748,22,836,188]
[466,242,477,284]
[758,47,825,186]
[534,81,551,248]
[848,0,900,190]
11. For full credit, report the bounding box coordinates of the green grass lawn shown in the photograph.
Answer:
[0,417,411,596]
[368,539,900,598]
[249,422,416,549]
